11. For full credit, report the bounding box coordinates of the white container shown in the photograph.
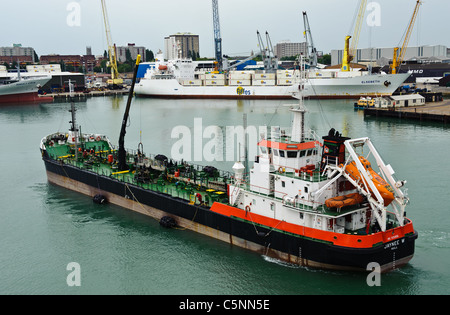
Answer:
[276,70,295,78]
[228,71,253,80]
[252,79,276,86]
[204,79,225,86]
[277,79,295,86]
[205,73,225,80]
[229,79,251,86]
[229,73,252,80]
[253,73,276,80]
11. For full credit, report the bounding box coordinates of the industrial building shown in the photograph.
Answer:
[116,43,146,63]
[331,45,449,67]
[0,44,36,64]
[26,64,86,93]
[274,40,308,59]
[40,54,96,73]
[164,33,200,60]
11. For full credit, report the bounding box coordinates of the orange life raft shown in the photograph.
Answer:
[344,156,395,206]
[325,193,365,209]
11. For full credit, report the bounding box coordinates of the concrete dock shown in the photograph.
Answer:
[364,100,450,124]
[40,89,129,101]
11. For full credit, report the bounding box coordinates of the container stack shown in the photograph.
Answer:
[252,73,275,86]
[204,73,225,86]
[228,71,253,86]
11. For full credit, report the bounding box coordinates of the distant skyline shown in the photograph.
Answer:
[2,0,449,58]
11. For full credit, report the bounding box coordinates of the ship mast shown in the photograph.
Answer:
[118,55,141,171]
[291,55,307,143]
[68,80,79,159]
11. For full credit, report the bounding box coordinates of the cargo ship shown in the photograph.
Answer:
[135,53,410,100]
[0,67,52,103]
[41,56,417,272]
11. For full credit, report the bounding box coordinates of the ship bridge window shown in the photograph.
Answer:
[287,151,298,158]
[279,150,285,157]
[300,150,306,157]
[273,149,279,156]
[260,147,267,154]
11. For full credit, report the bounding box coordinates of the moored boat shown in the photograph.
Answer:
[0,72,52,104]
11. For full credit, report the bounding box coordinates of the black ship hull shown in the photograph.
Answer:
[43,156,417,273]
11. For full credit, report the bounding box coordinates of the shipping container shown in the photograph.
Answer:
[205,73,225,80]
[277,79,295,86]
[229,79,251,86]
[253,73,276,80]
[228,72,252,80]
[204,79,225,86]
[252,79,276,86]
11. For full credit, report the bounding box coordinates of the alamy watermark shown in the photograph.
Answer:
[66,262,81,287]
[366,262,381,286]
[66,1,81,27]
[170,118,268,164]
[367,2,382,27]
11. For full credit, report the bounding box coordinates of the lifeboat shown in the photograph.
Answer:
[325,193,365,209]
[344,156,394,206]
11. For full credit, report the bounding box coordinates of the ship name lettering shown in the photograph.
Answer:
[384,239,400,250]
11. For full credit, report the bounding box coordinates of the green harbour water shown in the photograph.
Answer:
[1,96,449,295]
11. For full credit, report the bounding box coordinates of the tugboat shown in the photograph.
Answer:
[40,56,417,272]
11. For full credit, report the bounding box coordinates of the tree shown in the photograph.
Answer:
[318,54,331,65]
[145,49,154,62]
[33,50,39,63]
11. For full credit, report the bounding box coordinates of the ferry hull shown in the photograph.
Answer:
[0,76,52,104]
[134,73,410,100]
[43,156,417,272]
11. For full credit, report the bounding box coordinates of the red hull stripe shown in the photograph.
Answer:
[210,202,415,249]
[0,93,53,104]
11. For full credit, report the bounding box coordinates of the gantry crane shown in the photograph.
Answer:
[212,0,223,72]
[341,0,368,71]
[302,11,317,68]
[390,0,422,74]
[101,0,123,89]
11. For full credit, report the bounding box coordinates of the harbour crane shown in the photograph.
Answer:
[390,0,422,74]
[101,0,123,89]
[257,31,278,72]
[212,0,223,72]
[341,0,368,71]
[302,11,317,68]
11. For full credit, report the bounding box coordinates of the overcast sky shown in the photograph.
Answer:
[2,0,449,58]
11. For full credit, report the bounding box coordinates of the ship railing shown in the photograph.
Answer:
[281,195,327,213]
[268,127,320,143]
[274,164,327,182]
